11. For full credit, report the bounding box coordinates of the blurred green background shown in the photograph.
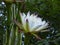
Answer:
[0,0,60,45]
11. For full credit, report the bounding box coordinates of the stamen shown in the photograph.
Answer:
[26,19,28,22]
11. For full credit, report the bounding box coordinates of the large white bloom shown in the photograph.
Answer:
[20,12,48,32]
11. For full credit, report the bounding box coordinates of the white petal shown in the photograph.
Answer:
[20,13,26,30]
[27,11,30,16]
[35,23,48,31]
[42,21,46,25]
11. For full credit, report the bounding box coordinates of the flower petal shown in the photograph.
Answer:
[35,23,48,31]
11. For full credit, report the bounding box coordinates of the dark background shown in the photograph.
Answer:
[0,0,60,45]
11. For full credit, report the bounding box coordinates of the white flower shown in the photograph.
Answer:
[20,12,48,32]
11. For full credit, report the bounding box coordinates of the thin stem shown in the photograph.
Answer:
[24,33,31,45]
[31,33,41,40]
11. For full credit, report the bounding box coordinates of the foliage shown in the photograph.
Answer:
[0,0,60,45]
